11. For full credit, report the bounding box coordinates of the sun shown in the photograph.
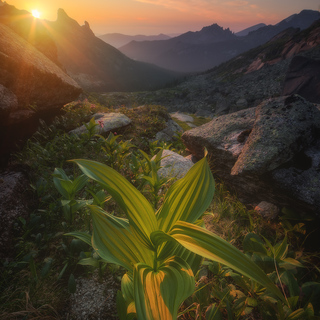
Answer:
[31,9,41,19]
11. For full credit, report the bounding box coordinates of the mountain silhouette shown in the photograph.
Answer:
[119,10,320,73]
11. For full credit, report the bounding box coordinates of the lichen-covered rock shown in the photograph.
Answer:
[170,112,194,123]
[155,120,183,142]
[69,112,132,135]
[232,95,320,175]
[182,107,256,168]
[182,95,320,215]
[157,149,193,180]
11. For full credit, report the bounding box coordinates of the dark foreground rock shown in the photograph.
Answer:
[0,168,34,259]
[182,95,320,215]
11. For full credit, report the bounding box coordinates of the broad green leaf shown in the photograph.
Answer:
[280,271,300,297]
[169,221,285,302]
[53,168,88,199]
[156,157,215,233]
[287,307,313,320]
[65,231,92,246]
[122,273,134,304]
[117,291,128,320]
[53,168,72,199]
[72,174,89,193]
[151,230,203,276]
[89,205,153,271]
[73,159,157,250]
[274,237,288,261]
[242,233,268,255]
[134,256,195,320]
[78,257,99,268]
[279,258,304,270]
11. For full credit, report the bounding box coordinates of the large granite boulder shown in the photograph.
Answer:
[0,23,81,125]
[182,95,320,215]
[232,95,319,175]
[282,56,320,104]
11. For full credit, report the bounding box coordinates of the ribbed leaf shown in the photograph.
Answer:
[122,273,135,304]
[89,205,153,271]
[151,230,202,276]
[65,231,92,246]
[73,159,157,249]
[156,157,214,233]
[117,273,136,320]
[78,257,99,268]
[169,221,285,302]
[134,256,195,320]
[53,168,88,199]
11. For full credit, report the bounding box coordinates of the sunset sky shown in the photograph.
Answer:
[5,0,320,35]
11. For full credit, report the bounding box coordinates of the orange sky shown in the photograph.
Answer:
[4,0,320,35]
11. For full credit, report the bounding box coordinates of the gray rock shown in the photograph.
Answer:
[157,150,193,180]
[254,201,279,219]
[69,112,132,135]
[236,98,248,108]
[195,109,214,118]
[155,120,183,142]
[232,95,320,175]
[170,112,194,123]
[182,95,320,215]
[182,107,256,162]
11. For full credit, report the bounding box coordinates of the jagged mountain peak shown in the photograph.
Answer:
[200,23,231,34]
[56,8,80,27]
[57,8,71,20]
[174,22,236,44]
[53,9,95,37]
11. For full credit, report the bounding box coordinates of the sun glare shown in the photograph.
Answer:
[32,10,41,19]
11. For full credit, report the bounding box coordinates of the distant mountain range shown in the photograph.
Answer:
[98,33,172,48]
[0,2,182,92]
[119,10,320,72]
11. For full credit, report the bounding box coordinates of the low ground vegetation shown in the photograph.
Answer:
[1,98,319,319]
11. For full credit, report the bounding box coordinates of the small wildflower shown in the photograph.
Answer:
[114,132,117,135]
[98,120,104,128]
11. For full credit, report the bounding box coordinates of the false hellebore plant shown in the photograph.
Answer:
[68,155,284,320]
